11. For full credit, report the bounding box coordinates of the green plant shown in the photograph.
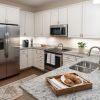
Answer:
[78,42,86,48]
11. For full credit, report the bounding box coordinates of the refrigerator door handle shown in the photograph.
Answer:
[4,32,9,58]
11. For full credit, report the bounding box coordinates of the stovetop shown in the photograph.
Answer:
[45,48,71,54]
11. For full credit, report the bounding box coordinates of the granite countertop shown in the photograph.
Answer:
[20,55,100,100]
[20,46,51,50]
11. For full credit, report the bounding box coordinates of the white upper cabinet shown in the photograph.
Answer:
[20,11,26,36]
[6,6,20,24]
[68,2,82,38]
[34,12,43,37]
[42,10,50,37]
[0,4,6,23]
[58,7,68,25]
[0,4,20,24]
[20,11,34,37]
[50,7,68,25]
[25,12,34,37]
[83,1,100,38]
[50,8,59,25]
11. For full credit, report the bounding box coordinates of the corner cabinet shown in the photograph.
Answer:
[20,11,34,37]
[68,2,82,38]
[0,4,20,24]
[20,49,34,70]
[83,1,100,38]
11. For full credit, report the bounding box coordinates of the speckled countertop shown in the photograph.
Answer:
[20,54,100,100]
[20,46,49,50]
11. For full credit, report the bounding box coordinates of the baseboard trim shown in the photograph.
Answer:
[20,66,33,72]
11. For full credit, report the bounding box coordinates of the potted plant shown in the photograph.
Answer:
[78,42,86,54]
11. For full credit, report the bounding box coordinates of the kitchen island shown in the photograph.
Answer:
[20,55,100,100]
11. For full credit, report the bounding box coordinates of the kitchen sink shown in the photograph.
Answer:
[70,61,99,73]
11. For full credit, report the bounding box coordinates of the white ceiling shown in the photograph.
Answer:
[6,0,58,7]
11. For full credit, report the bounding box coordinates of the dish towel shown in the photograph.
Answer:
[51,54,55,65]
[47,53,51,64]
[49,78,67,90]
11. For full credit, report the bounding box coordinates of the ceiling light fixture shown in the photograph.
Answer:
[93,0,100,4]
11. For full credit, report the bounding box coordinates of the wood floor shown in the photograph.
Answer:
[0,67,45,87]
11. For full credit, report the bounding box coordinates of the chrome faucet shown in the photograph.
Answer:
[57,43,63,50]
[88,46,100,64]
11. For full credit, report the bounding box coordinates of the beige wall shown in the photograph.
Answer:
[0,0,34,11]
[33,37,100,50]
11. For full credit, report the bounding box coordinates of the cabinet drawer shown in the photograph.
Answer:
[36,50,44,54]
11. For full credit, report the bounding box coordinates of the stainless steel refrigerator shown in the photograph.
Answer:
[0,24,20,79]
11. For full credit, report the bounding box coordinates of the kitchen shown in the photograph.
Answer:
[0,0,100,100]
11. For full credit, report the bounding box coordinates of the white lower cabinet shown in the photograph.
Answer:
[20,50,28,69]
[27,49,34,67]
[20,49,34,70]
[63,54,82,66]
[33,49,45,70]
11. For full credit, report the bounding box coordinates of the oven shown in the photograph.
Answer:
[45,51,63,71]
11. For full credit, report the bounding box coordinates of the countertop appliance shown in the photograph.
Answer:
[50,24,68,36]
[23,40,29,47]
[45,48,71,71]
[0,23,20,79]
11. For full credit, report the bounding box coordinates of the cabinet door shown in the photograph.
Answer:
[25,12,34,37]
[28,49,33,67]
[37,50,44,70]
[68,3,82,38]
[32,49,37,67]
[50,8,59,25]
[34,12,43,37]
[0,4,6,23]
[20,50,28,69]
[83,1,100,38]
[42,10,50,37]
[6,6,20,24]
[20,11,26,36]
[59,7,68,24]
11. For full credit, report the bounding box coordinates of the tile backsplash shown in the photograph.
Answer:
[20,37,33,47]
[33,37,100,50]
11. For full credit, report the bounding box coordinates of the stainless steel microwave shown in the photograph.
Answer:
[50,24,68,36]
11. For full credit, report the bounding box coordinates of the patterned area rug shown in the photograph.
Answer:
[0,74,37,100]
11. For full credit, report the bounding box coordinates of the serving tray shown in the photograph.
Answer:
[47,73,92,96]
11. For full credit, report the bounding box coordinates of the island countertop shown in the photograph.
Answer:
[20,55,100,100]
